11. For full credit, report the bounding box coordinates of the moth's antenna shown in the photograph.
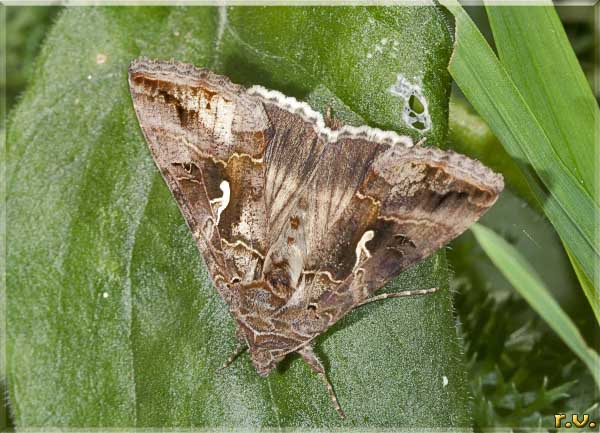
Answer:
[354,287,439,309]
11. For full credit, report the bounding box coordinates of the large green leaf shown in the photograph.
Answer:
[440,0,599,303]
[5,6,470,428]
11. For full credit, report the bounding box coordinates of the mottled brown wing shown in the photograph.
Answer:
[270,135,503,332]
[128,59,328,297]
[129,59,275,294]
[353,144,503,290]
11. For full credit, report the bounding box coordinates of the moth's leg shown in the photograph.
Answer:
[217,341,247,373]
[297,345,346,419]
[355,287,438,309]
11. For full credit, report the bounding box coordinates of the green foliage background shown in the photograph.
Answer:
[443,3,599,428]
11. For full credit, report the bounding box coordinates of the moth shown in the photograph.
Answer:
[128,58,503,418]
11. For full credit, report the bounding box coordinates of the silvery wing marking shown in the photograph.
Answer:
[128,58,504,419]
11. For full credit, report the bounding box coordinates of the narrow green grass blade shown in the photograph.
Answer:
[440,0,598,295]
[485,3,599,325]
[486,4,598,198]
[471,224,600,390]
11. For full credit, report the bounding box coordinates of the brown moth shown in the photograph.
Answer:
[128,58,504,418]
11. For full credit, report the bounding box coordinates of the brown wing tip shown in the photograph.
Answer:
[458,152,504,196]
[486,169,504,195]
[419,147,505,196]
[128,56,152,74]
[450,149,504,195]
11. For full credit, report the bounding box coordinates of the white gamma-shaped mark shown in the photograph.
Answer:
[353,230,375,273]
[210,180,230,225]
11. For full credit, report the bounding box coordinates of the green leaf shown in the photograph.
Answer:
[5,6,470,428]
[2,6,62,111]
[471,223,600,391]
[440,0,598,298]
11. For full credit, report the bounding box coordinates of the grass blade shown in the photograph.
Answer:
[566,246,600,325]
[471,224,600,390]
[485,3,599,323]
[486,4,597,197]
[440,0,598,296]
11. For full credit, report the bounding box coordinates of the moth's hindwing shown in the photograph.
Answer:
[128,58,504,376]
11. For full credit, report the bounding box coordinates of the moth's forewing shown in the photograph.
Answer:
[350,145,504,291]
[128,59,273,290]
